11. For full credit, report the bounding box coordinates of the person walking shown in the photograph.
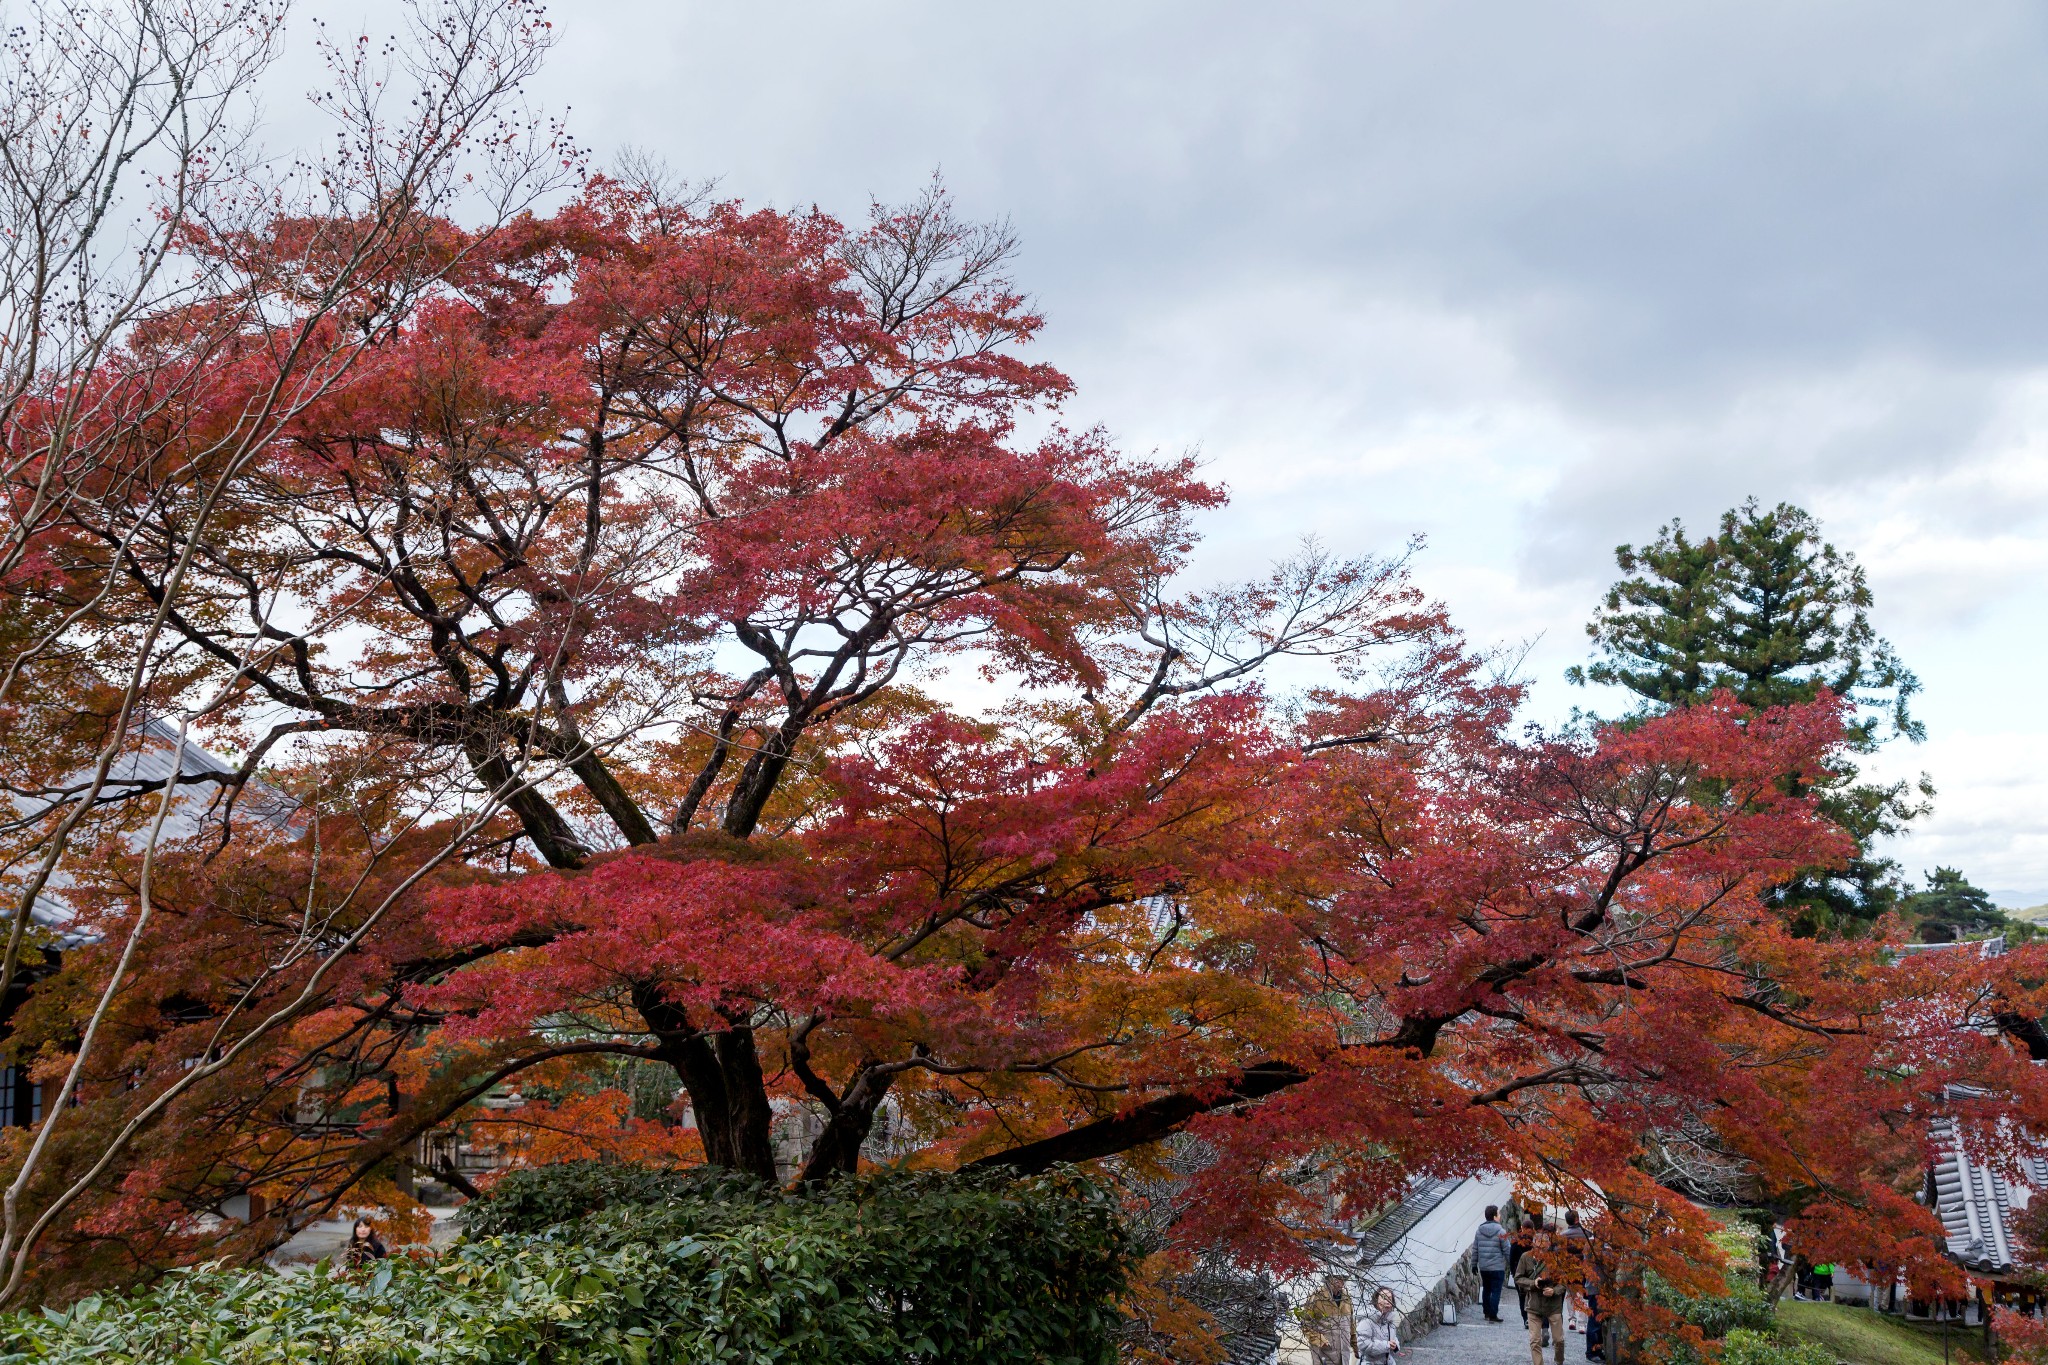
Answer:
[1561,1209,1602,1361]
[1474,1204,1512,1323]
[1300,1274,1357,1365]
[1515,1229,1570,1365]
[1511,1202,1549,1332]
[1507,1208,1534,1328]
[343,1217,387,1270]
[1561,1209,1590,1332]
[1358,1286,1402,1364]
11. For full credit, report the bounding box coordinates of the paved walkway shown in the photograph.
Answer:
[269,1206,463,1270]
[1405,1302,1598,1365]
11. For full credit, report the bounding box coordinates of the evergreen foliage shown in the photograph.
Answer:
[1569,516,1728,708]
[1646,1271,1775,1338]
[0,1166,1133,1364]
[1574,500,1920,739]
[1571,499,1931,930]
[1717,1328,1836,1365]
[456,1160,764,1238]
[1902,867,2007,940]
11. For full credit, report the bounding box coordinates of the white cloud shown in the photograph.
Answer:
[1870,733,2048,906]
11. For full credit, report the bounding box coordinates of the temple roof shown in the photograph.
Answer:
[1930,1115,2048,1274]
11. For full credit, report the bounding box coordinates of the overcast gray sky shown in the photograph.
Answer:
[355,2,2048,899]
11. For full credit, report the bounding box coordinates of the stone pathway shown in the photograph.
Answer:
[1404,1301,1600,1365]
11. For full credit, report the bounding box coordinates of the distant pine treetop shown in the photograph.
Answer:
[1569,498,1921,746]
[1570,499,1931,933]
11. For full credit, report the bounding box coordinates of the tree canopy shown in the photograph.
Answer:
[2,19,2047,1351]
[1902,867,2007,942]
[1570,499,1931,929]
[1572,499,1921,739]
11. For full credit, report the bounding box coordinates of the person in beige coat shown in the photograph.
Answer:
[1300,1275,1358,1365]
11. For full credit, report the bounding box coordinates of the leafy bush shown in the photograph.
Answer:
[2,1246,642,1365]
[1646,1273,1775,1338]
[0,1166,1133,1364]
[1718,1327,1836,1365]
[457,1159,767,1238]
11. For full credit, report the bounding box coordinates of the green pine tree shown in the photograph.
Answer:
[1570,499,1932,933]
[1901,867,2006,941]
[1567,517,1725,706]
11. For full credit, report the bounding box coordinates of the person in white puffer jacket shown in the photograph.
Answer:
[1358,1286,1402,1363]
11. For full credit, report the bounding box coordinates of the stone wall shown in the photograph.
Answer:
[1400,1251,1480,1344]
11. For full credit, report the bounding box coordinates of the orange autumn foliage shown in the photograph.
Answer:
[4,169,2048,1339]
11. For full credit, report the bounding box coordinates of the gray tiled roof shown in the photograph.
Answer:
[1929,1116,2048,1273]
[118,717,298,833]
[1352,1176,1469,1266]
[1896,937,2006,959]
[13,717,297,939]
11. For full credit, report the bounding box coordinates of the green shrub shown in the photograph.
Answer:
[1718,1327,1836,1365]
[457,1159,767,1238]
[0,1166,1133,1364]
[1,1245,647,1365]
[1646,1273,1775,1338]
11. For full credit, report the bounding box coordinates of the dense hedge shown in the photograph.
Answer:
[1646,1272,1775,1339]
[457,1160,769,1239]
[1717,1328,1835,1365]
[0,1165,1133,1364]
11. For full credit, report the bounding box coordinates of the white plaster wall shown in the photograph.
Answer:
[1277,1173,1517,1363]
[1365,1173,1515,1316]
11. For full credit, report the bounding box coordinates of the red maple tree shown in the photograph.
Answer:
[6,163,2048,1350]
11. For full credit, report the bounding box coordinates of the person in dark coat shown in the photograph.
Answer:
[1561,1208,1601,1361]
[1508,1204,1544,1329]
[1473,1204,1512,1323]
[344,1217,388,1269]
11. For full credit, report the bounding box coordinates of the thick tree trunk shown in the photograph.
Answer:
[1602,1270,1645,1365]
[720,719,802,839]
[662,1033,738,1168]
[793,1073,896,1184]
[635,988,778,1182]
[562,746,658,846]
[713,1026,778,1180]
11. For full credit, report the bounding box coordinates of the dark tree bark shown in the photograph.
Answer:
[962,1060,1309,1176]
[462,735,590,869]
[633,986,778,1181]
[791,1065,897,1184]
